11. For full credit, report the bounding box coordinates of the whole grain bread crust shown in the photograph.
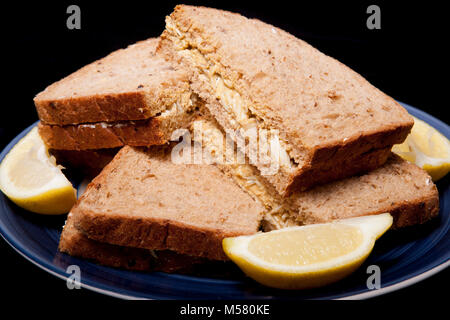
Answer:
[290,190,439,229]
[59,215,205,272]
[38,103,203,151]
[391,192,439,228]
[39,119,167,150]
[287,146,393,193]
[73,209,240,261]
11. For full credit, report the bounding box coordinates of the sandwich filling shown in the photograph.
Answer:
[190,119,297,230]
[165,17,301,179]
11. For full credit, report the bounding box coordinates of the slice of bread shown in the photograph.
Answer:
[71,145,264,261]
[38,101,202,150]
[34,38,192,125]
[161,5,414,196]
[59,212,205,272]
[192,119,439,230]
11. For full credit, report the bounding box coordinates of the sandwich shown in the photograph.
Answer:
[59,119,439,272]
[52,6,438,275]
[34,37,203,175]
[193,119,439,230]
[34,38,197,149]
[160,5,414,196]
[66,145,264,261]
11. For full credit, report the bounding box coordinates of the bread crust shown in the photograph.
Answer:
[287,145,394,193]
[36,91,156,126]
[390,192,439,228]
[38,96,204,151]
[73,210,238,261]
[58,214,205,272]
[39,119,167,150]
[294,192,440,230]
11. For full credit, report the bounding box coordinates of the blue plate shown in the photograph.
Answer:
[0,102,448,299]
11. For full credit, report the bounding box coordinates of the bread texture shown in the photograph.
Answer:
[72,145,263,261]
[34,38,192,125]
[161,5,414,196]
[59,212,205,272]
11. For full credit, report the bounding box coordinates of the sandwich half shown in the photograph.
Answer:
[34,37,200,151]
[59,120,439,272]
[161,5,414,196]
[68,145,264,261]
[192,119,439,230]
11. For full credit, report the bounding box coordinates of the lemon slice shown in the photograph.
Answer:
[223,213,392,290]
[0,127,76,214]
[392,116,450,181]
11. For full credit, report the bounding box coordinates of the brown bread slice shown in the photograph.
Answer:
[59,212,205,273]
[72,145,263,261]
[34,38,191,125]
[161,5,414,196]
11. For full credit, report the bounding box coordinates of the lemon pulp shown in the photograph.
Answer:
[393,116,450,181]
[10,157,56,190]
[248,225,363,266]
[0,127,76,214]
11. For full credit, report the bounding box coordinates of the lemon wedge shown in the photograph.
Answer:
[223,213,393,290]
[392,116,450,181]
[0,127,76,214]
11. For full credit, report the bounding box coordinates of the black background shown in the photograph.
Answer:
[0,0,448,306]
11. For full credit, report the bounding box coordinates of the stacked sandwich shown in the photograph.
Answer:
[33,6,439,273]
[35,38,202,176]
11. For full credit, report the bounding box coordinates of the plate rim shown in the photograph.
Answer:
[0,102,449,300]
